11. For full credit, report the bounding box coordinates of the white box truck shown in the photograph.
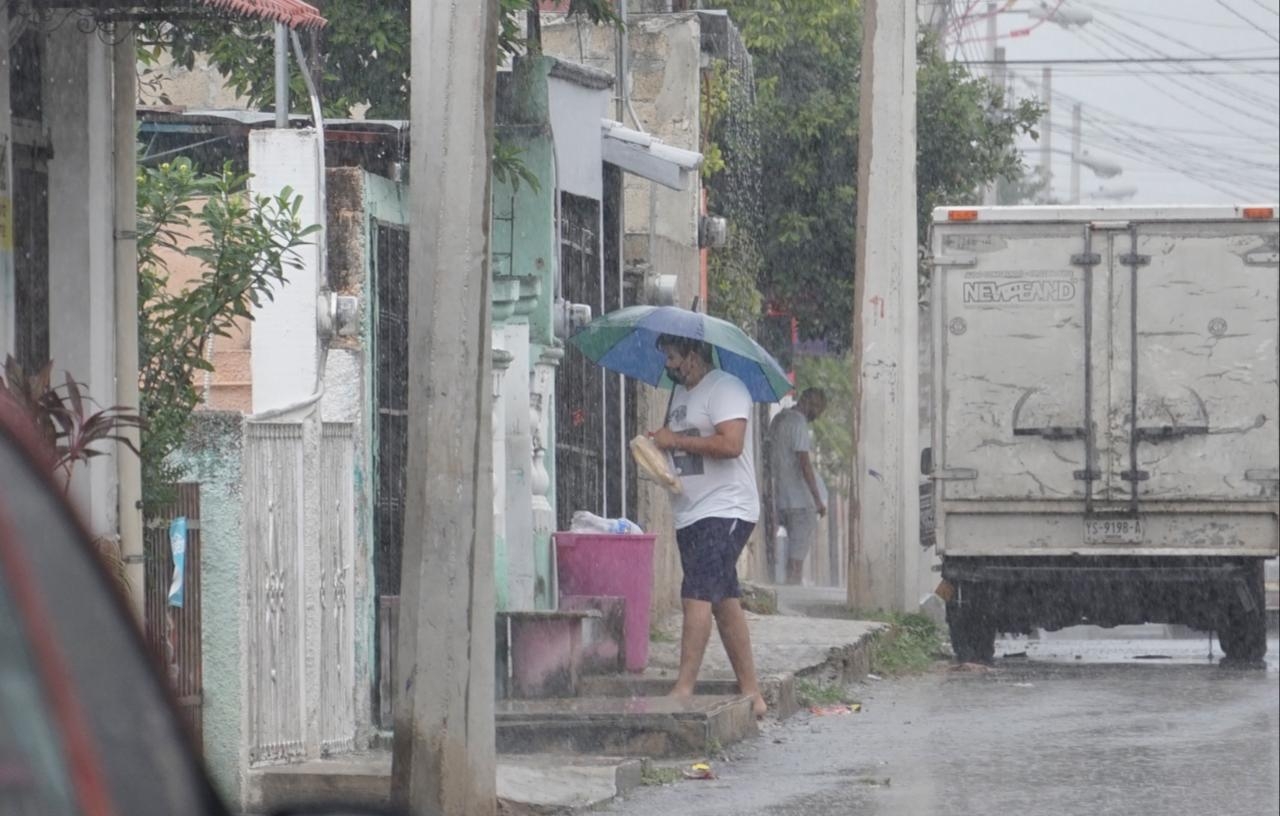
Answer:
[927,205,1279,664]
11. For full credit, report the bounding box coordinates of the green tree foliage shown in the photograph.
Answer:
[145,1,618,119]
[719,0,1043,349]
[137,158,317,509]
[702,59,765,329]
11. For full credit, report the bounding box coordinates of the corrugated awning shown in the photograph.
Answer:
[197,0,326,29]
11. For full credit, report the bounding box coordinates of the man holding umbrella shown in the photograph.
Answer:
[650,334,767,719]
[570,305,792,720]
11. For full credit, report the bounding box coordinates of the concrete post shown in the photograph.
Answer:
[390,0,498,813]
[1070,102,1082,205]
[113,30,145,622]
[1040,67,1052,201]
[503,323,536,610]
[530,344,564,609]
[848,0,921,613]
[492,347,513,610]
[984,44,1006,206]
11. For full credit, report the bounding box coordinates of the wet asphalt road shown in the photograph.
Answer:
[601,635,1280,816]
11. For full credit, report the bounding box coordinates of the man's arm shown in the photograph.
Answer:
[796,450,826,517]
[652,418,747,459]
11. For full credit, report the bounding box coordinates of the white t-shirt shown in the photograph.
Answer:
[665,369,760,529]
[768,408,816,511]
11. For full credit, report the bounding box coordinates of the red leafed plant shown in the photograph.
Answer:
[0,354,144,491]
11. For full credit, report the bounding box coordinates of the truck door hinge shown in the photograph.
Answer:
[932,254,978,268]
[1073,469,1101,481]
[1015,426,1086,441]
[1120,470,1150,482]
[1245,468,1280,483]
[1119,253,1151,267]
[931,468,979,481]
[1070,252,1101,266]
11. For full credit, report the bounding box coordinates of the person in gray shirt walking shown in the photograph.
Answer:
[767,388,827,585]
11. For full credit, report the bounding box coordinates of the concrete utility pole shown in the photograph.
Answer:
[113,29,144,623]
[1069,102,1082,204]
[849,0,922,613]
[1039,66,1052,201]
[390,1,498,814]
[984,44,1006,205]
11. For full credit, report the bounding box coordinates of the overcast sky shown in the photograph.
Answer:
[944,0,1280,204]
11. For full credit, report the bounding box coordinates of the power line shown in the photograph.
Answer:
[1244,0,1280,16]
[1086,11,1280,108]
[1213,0,1280,44]
[1012,75,1279,199]
[964,56,1279,64]
[1084,19,1280,117]
[1075,0,1268,30]
[1073,25,1279,123]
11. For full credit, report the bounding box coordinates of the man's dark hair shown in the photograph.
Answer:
[655,334,715,364]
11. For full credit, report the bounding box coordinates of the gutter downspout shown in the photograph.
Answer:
[275,24,290,129]
[113,29,145,622]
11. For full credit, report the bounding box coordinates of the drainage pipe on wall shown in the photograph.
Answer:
[275,24,290,129]
[113,29,145,623]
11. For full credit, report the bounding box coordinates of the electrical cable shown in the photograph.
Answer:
[1212,0,1280,44]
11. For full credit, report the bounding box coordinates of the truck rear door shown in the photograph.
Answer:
[934,211,1278,556]
[935,222,1096,502]
[1108,220,1279,505]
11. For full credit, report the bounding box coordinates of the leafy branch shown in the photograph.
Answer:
[137,157,318,510]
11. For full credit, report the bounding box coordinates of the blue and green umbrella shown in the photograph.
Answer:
[568,305,792,403]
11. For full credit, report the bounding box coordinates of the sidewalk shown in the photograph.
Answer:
[493,583,881,812]
[251,583,882,814]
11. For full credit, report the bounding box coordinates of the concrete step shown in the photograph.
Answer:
[496,754,642,812]
[252,752,642,814]
[578,672,799,721]
[496,694,757,758]
[254,751,390,811]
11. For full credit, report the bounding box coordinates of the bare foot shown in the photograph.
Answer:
[668,686,694,702]
[751,693,767,719]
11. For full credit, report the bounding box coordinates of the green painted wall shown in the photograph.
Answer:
[170,412,244,805]
[495,56,564,610]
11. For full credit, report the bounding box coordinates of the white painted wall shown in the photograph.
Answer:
[319,348,362,423]
[249,130,324,414]
[547,75,608,201]
[44,29,118,535]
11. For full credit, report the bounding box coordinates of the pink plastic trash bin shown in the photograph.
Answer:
[553,532,656,673]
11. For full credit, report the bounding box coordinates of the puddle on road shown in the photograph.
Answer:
[994,634,1280,671]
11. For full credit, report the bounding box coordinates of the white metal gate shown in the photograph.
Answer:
[245,421,357,765]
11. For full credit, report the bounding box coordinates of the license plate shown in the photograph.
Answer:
[1085,517,1143,545]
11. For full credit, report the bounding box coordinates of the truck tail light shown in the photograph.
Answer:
[948,209,979,222]
[1242,207,1274,219]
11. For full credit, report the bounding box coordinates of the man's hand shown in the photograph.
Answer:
[650,427,679,451]
[815,499,827,518]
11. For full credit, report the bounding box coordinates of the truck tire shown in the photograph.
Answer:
[1219,562,1267,665]
[947,588,996,664]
